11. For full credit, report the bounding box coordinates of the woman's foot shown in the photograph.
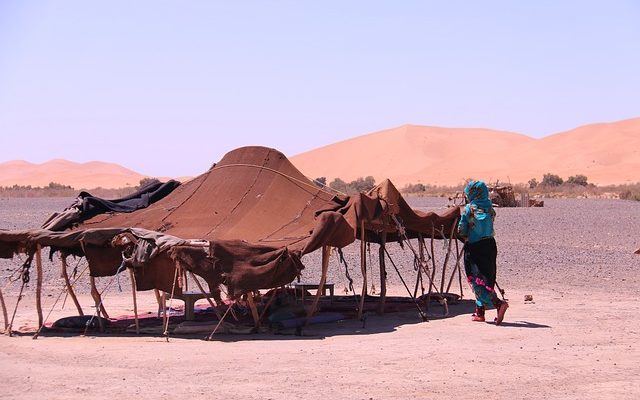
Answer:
[472,306,485,322]
[494,302,509,325]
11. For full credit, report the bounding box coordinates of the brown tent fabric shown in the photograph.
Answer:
[0,146,460,298]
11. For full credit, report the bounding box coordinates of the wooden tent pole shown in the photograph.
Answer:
[413,234,426,297]
[446,245,464,294]
[89,277,105,332]
[377,232,388,315]
[154,289,162,318]
[128,268,140,334]
[246,293,260,329]
[35,244,44,328]
[426,224,438,304]
[0,286,8,333]
[306,246,331,322]
[358,221,367,320]
[60,254,84,316]
[161,291,167,329]
[440,223,456,293]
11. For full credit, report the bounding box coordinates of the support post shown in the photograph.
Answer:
[60,254,84,316]
[377,233,387,314]
[128,268,140,334]
[161,291,167,328]
[0,286,8,333]
[246,293,260,329]
[446,245,464,294]
[358,221,367,320]
[35,244,44,328]
[427,224,438,305]
[306,246,331,322]
[440,223,457,293]
[154,289,162,318]
[90,276,105,332]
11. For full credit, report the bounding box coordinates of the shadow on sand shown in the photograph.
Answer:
[7,298,550,341]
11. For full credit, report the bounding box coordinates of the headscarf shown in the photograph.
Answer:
[464,180,492,211]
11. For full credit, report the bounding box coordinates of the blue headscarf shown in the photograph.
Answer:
[464,180,492,211]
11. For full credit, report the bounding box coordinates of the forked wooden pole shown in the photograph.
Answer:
[60,254,84,316]
[161,291,167,328]
[377,233,387,315]
[439,223,457,293]
[128,268,140,334]
[246,293,260,329]
[306,246,331,322]
[35,244,44,328]
[0,286,8,333]
[90,276,105,332]
[154,289,162,318]
[446,246,464,294]
[426,224,438,305]
[418,234,426,296]
[358,221,367,320]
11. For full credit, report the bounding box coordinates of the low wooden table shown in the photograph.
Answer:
[163,291,214,321]
[290,282,335,303]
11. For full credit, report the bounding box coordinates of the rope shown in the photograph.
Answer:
[213,163,345,197]
[206,304,232,340]
[6,280,26,337]
[163,266,180,341]
[32,263,90,339]
[83,261,126,336]
[383,247,428,321]
[336,248,360,312]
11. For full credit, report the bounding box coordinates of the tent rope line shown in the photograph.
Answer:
[383,247,428,321]
[336,248,360,312]
[203,156,272,238]
[82,261,126,336]
[159,168,214,224]
[163,265,180,341]
[6,255,35,336]
[212,163,342,198]
[32,263,90,339]
[260,189,325,241]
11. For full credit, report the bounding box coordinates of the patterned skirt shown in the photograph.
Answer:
[463,237,498,308]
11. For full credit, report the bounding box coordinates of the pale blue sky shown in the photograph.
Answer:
[1,1,638,177]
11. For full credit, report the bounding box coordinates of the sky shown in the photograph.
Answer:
[1,1,639,177]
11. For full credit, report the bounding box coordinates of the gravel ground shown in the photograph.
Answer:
[1,196,639,299]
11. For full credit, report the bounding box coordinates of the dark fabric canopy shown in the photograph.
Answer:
[40,180,181,231]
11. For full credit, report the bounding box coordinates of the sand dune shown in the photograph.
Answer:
[0,159,146,189]
[291,117,640,187]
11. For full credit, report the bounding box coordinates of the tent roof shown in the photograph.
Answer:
[0,146,460,296]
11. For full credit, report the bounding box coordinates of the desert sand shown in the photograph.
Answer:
[1,197,639,400]
[291,117,640,187]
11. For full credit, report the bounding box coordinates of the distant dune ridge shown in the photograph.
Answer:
[291,117,640,187]
[1,118,638,189]
[0,159,145,189]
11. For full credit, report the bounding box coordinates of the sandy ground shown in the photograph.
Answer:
[1,197,640,399]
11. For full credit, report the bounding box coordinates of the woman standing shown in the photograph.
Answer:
[458,180,509,325]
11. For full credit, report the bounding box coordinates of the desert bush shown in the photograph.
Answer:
[402,183,427,193]
[329,176,376,194]
[566,174,589,186]
[138,177,161,188]
[542,173,563,186]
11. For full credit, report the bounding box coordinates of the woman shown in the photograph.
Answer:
[457,180,508,325]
